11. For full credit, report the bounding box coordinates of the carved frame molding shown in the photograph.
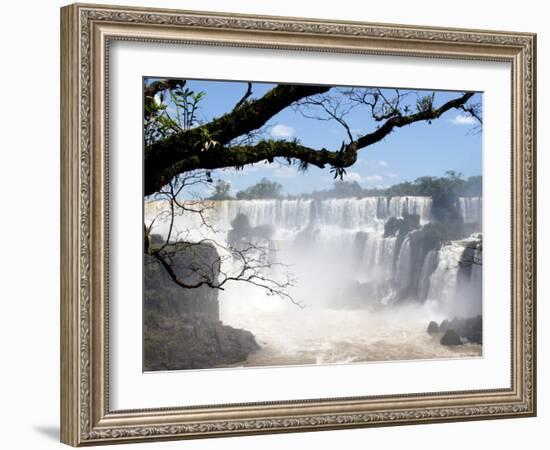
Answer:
[60,3,536,446]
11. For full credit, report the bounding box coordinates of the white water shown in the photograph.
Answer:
[145,196,482,366]
[427,241,464,308]
[458,197,482,224]
[221,297,481,367]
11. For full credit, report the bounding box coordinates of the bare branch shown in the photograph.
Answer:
[144,83,331,194]
[233,82,253,111]
[144,78,186,99]
[159,92,475,178]
[145,171,301,305]
[458,103,483,125]
[150,238,301,306]
[293,92,357,142]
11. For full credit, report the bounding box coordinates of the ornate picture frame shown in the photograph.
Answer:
[60,3,536,446]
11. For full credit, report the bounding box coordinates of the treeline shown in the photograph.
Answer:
[208,172,482,201]
[309,171,481,200]
[208,178,283,200]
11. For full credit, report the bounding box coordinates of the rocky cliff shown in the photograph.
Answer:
[143,239,260,371]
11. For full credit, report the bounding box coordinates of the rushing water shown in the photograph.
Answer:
[458,197,482,224]
[145,196,483,366]
[220,295,481,367]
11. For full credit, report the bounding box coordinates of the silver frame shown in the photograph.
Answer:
[61,3,536,446]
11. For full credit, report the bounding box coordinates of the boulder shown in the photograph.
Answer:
[144,240,261,370]
[144,241,220,319]
[428,316,482,346]
[439,319,451,332]
[440,329,462,346]
[383,214,420,238]
[228,213,274,247]
[458,315,482,344]
[144,312,261,371]
[427,321,440,335]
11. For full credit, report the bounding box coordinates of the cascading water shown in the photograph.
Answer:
[458,197,482,224]
[145,195,482,366]
[426,241,463,308]
[417,249,438,301]
[394,235,412,290]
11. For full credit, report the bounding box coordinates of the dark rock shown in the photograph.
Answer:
[144,240,261,370]
[440,329,462,346]
[145,241,220,319]
[228,213,274,247]
[400,223,448,302]
[417,250,439,300]
[144,312,261,371]
[455,236,483,316]
[403,213,421,233]
[457,315,482,344]
[433,315,482,346]
[427,321,440,335]
[439,319,451,332]
[150,233,165,245]
[383,214,420,238]
[431,191,462,224]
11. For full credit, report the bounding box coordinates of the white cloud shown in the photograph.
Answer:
[274,165,299,178]
[365,175,384,183]
[271,124,295,138]
[450,114,477,125]
[344,172,364,183]
[386,172,399,178]
[340,172,385,184]
[377,160,389,168]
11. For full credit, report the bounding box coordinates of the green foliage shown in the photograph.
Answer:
[235,177,283,200]
[208,180,233,200]
[330,180,364,198]
[232,173,481,204]
[144,80,206,146]
[290,173,481,224]
[416,93,435,113]
[461,175,482,197]
[364,172,481,198]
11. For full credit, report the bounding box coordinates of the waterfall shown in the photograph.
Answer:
[214,197,432,232]
[454,237,483,317]
[218,199,314,230]
[426,242,462,306]
[146,196,432,235]
[417,249,438,300]
[426,235,482,315]
[360,235,397,283]
[387,196,432,224]
[458,197,482,224]
[394,235,412,290]
[145,195,480,311]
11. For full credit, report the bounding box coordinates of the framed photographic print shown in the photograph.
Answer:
[60,3,537,446]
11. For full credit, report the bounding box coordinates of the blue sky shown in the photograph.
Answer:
[146,78,482,197]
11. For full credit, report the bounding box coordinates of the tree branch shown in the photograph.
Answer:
[144,78,186,99]
[144,84,330,194]
[147,92,475,182]
[233,82,253,111]
[145,87,474,195]
[354,92,474,149]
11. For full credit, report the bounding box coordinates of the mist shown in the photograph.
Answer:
[145,194,483,369]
